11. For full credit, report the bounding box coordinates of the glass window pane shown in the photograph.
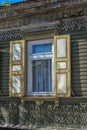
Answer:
[57,39,66,58]
[12,75,21,93]
[32,43,52,54]
[13,44,21,61]
[32,59,52,92]
[57,74,66,94]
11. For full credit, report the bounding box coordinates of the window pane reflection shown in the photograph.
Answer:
[32,59,52,92]
[57,39,66,58]
[13,44,21,61]
[57,74,66,94]
[32,43,52,54]
[12,75,21,93]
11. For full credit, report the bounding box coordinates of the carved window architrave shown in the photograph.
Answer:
[9,31,71,105]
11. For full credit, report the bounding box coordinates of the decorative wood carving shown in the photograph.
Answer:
[0,0,87,40]
[62,17,87,32]
[36,100,44,106]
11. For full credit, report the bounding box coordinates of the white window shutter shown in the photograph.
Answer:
[54,35,71,97]
[9,40,26,97]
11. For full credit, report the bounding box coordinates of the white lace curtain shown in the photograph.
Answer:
[32,59,52,92]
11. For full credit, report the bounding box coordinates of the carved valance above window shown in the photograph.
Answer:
[62,17,87,32]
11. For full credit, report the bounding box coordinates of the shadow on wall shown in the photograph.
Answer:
[0,42,10,96]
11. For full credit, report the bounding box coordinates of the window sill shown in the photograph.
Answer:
[22,96,59,106]
[23,96,58,101]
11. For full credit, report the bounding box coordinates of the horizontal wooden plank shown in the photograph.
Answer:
[1,88,9,91]
[71,30,87,36]
[0,58,9,60]
[73,88,87,92]
[71,42,87,47]
[0,77,9,80]
[72,48,87,53]
[0,60,9,62]
[0,41,9,43]
[71,68,87,72]
[71,60,87,65]
[0,61,9,63]
[72,75,87,80]
[71,52,87,57]
[71,43,87,47]
[72,40,87,44]
[72,72,87,76]
[0,45,10,48]
[0,71,9,73]
[1,55,10,59]
[73,92,87,97]
[1,81,9,88]
[0,75,9,78]
[1,73,9,75]
[0,82,9,85]
[0,86,9,88]
[0,62,9,65]
[72,80,87,84]
[0,79,9,82]
[0,60,9,63]
[71,45,87,50]
[1,88,9,92]
[72,83,87,87]
[0,68,9,71]
[71,64,87,68]
[72,56,87,61]
[1,87,9,90]
[0,44,9,46]
[71,34,87,40]
[1,93,9,96]
[0,66,9,69]
[0,54,9,57]
[0,69,9,72]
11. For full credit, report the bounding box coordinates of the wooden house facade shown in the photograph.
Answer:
[0,0,87,129]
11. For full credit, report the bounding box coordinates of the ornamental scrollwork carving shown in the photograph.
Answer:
[62,18,87,32]
[35,100,44,106]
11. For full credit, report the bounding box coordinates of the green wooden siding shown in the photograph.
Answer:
[0,41,10,96]
[71,31,87,97]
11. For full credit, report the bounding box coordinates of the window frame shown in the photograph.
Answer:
[27,39,54,96]
[9,33,71,103]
